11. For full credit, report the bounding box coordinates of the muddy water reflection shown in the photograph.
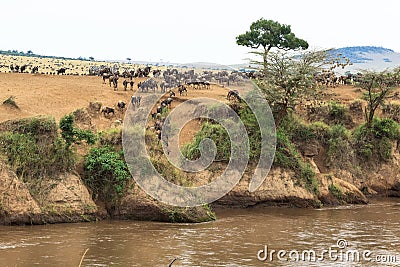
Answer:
[0,199,399,266]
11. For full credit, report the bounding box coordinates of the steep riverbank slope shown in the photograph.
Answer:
[1,72,400,225]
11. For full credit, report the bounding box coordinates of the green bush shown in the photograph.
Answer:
[279,115,314,142]
[182,122,231,161]
[274,129,318,194]
[98,128,122,146]
[328,101,347,122]
[238,105,262,161]
[328,184,344,202]
[354,118,400,140]
[83,146,130,201]
[60,114,97,149]
[300,162,318,194]
[274,129,300,169]
[353,118,400,161]
[280,115,331,144]
[371,118,400,139]
[378,137,393,161]
[327,125,352,163]
[0,132,74,181]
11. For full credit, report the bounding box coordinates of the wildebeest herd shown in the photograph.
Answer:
[1,53,373,131]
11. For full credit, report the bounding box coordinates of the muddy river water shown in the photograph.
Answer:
[0,198,399,266]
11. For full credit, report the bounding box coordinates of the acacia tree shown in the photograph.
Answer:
[236,18,309,75]
[359,71,397,126]
[257,50,323,127]
[258,48,350,127]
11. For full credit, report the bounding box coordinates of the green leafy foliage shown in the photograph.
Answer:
[83,146,130,201]
[182,122,231,162]
[328,184,344,202]
[0,133,74,182]
[236,18,308,72]
[238,104,262,161]
[358,71,397,125]
[353,118,400,161]
[60,114,97,149]
[255,50,343,127]
[275,128,318,194]
[328,101,347,122]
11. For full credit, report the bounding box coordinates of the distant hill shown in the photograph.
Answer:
[131,47,400,72]
[329,46,400,73]
[2,46,399,73]
[0,49,93,61]
[228,46,400,73]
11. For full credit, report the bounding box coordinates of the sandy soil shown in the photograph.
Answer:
[0,72,234,145]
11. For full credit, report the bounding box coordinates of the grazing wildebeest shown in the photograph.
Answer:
[57,68,67,75]
[31,66,39,74]
[131,96,137,107]
[129,80,134,90]
[178,85,187,96]
[20,65,28,73]
[227,90,240,100]
[102,72,111,83]
[117,100,126,110]
[123,79,128,90]
[153,69,161,77]
[109,75,118,90]
[169,90,176,97]
[131,95,142,107]
[101,107,115,116]
[14,65,20,72]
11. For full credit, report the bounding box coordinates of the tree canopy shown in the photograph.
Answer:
[236,18,309,51]
[236,18,309,73]
[358,71,398,125]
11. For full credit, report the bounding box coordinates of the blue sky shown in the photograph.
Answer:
[1,0,398,65]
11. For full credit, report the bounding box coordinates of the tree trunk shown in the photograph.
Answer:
[263,50,268,77]
[274,103,288,128]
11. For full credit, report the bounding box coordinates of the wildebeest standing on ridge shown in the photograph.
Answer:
[57,68,67,75]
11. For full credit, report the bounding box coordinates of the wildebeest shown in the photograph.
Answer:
[101,106,115,116]
[135,66,151,77]
[123,80,128,90]
[131,95,142,107]
[109,75,119,90]
[31,66,39,74]
[178,85,187,96]
[57,68,67,75]
[102,72,111,83]
[153,69,161,77]
[20,65,28,73]
[161,97,173,108]
[227,90,240,100]
[117,100,126,110]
